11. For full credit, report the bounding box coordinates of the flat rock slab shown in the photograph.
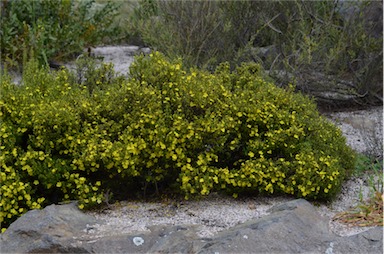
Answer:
[1,199,382,253]
[84,45,150,76]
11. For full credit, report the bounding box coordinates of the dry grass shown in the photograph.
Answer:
[333,191,383,227]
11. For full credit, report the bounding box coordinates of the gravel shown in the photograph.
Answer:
[86,174,378,239]
[323,106,383,158]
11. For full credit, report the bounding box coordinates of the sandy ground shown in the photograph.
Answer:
[86,170,381,239]
[81,46,383,239]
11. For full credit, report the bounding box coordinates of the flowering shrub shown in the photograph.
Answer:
[0,52,355,231]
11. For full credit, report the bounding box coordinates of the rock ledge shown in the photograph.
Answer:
[1,199,382,253]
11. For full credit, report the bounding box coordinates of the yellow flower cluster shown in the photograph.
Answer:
[0,165,45,233]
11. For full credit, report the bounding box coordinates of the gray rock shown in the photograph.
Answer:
[198,199,332,253]
[1,199,382,254]
[198,199,383,254]
[0,202,96,253]
[88,225,201,253]
[332,227,383,254]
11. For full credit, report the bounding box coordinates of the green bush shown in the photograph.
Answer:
[0,52,355,232]
[0,0,120,68]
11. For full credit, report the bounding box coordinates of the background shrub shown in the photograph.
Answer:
[0,0,120,68]
[126,0,382,109]
[0,52,355,231]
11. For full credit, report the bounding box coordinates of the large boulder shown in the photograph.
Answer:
[0,202,96,253]
[1,199,382,253]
